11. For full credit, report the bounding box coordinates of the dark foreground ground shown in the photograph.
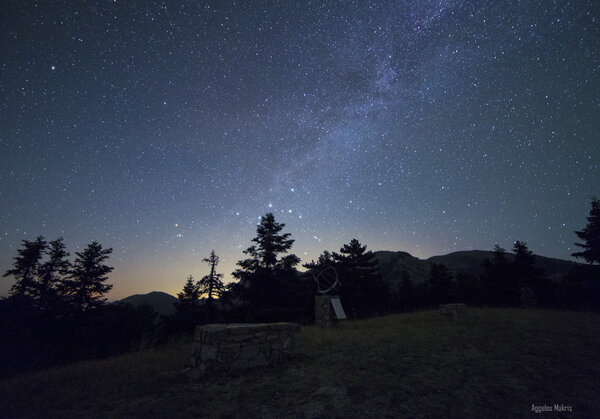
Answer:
[1,308,599,418]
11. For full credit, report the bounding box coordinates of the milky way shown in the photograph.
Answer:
[1,1,598,298]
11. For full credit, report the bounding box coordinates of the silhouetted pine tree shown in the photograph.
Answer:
[198,250,225,322]
[176,275,201,309]
[332,239,389,318]
[511,241,549,307]
[483,245,516,305]
[169,275,204,333]
[428,263,455,305]
[573,197,600,265]
[199,250,225,303]
[234,213,300,275]
[232,213,300,307]
[303,250,335,294]
[512,241,537,284]
[1,237,159,375]
[303,250,335,271]
[39,238,70,313]
[3,236,47,302]
[63,241,113,312]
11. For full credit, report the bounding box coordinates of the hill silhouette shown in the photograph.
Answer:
[376,249,588,289]
[119,291,177,316]
[114,250,590,313]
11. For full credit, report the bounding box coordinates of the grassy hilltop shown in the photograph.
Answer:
[1,308,599,418]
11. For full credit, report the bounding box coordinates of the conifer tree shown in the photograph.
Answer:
[3,236,47,300]
[232,213,301,317]
[573,197,600,264]
[39,238,70,312]
[64,241,113,312]
[233,213,299,279]
[333,239,379,269]
[303,250,334,271]
[512,241,535,271]
[332,239,389,318]
[512,241,549,306]
[175,275,201,311]
[492,244,508,265]
[171,274,207,331]
[199,250,225,303]
[512,241,544,287]
[483,244,515,305]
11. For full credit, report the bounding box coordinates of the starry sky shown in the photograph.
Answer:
[1,1,598,299]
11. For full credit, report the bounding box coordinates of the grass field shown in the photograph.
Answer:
[1,308,599,418]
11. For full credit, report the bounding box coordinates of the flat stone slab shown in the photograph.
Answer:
[191,322,300,373]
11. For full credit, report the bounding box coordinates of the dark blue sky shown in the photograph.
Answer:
[2,1,598,298]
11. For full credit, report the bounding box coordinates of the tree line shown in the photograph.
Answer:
[392,240,598,312]
[0,239,156,376]
[2,197,599,375]
[171,197,600,327]
[3,237,113,313]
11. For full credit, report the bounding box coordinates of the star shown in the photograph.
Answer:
[0,0,597,299]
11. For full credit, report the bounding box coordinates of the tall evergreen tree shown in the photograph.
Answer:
[3,236,47,300]
[38,238,70,312]
[332,239,389,318]
[175,275,201,311]
[573,197,600,264]
[303,250,336,293]
[63,241,113,312]
[483,244,515,305]
[492,244,509,265]
[199,250,225,303]
[512,241,549,306]
[170,275,205,332]
[231,213,302,318]
[233,213,299,278]
[512,241,535,273]
[303,250,335,271]
[333,239,379,268]
[512,241,544,287]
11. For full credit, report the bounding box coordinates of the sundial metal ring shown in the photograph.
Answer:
[314,265,340,294]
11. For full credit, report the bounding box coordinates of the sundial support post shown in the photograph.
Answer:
[314,295,346,327]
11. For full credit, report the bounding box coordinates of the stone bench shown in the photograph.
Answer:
[190,322,300,373]
[439,303,466,319]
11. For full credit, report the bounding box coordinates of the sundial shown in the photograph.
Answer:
[313,265,346,321]
[313,264,341,294]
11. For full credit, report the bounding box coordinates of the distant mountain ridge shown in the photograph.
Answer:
[375,249,589,289]
[117,251,591,309]
[119,291,177,316]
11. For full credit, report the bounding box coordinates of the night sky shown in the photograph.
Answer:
[1,1,598,299]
